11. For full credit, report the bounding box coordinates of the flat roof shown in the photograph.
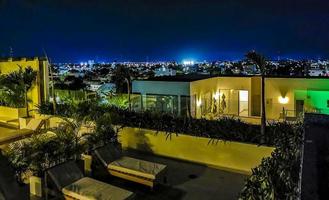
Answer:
[139,74,256,82]
[137,74,329,82]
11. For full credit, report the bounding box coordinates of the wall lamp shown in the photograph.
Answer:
[196,99,202,107]
[278,96,289,104]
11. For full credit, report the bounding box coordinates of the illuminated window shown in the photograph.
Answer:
[239,90,249,117]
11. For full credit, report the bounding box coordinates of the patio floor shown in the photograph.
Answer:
[94,150,248,200]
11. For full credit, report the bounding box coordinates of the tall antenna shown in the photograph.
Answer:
[43,48,56,114]
[9,46,13,58]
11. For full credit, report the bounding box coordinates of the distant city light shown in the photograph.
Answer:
[183,60,194,65]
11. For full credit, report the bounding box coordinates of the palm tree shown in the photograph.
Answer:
[22,66,37,117]
[113,64,132,111]
[0,66,36,116]
[246,51,267,136]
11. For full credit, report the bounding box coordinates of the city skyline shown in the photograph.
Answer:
[1,0,329,62]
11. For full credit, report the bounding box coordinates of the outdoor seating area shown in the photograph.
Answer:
[94,144,167,189]
[45,160,135,200]
[43,149,247,200]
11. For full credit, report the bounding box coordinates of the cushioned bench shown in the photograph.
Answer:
[46,161,134,200]
[63,177,133,200]
[94,145,167,188]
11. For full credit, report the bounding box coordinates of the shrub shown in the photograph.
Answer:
[38,101,282,145]
[239,121,303,199]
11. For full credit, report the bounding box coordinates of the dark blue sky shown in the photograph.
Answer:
[0,0,329,62]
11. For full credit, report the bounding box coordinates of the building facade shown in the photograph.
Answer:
[133,75,329,122]
[191,76,329,121]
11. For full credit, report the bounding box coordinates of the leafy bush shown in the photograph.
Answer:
[85,113,118,152]
[0,66,37,108]
[6,134,74,182]
[38,101,268,145]
[239,122,303,200]
[5,113,117,181]
[37,101,302,146]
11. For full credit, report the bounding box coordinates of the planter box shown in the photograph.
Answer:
[30,176,42,197]
[19,117,34,129]
[0,106,27,120]
[119,127,274,175]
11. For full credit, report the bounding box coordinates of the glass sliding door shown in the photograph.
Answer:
[239,90,249,117]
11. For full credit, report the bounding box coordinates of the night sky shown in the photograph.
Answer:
[0,0,329,62]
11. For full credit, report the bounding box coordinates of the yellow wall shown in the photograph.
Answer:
[190,76,329,120]
[0,106,27,119]
[190,77,253,118]
[119,127,274,175]
[0,57,49,116]
[265,78,329,119]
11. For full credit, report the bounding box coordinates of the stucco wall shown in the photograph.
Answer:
[119,127,274,175]
[265,78,329,119]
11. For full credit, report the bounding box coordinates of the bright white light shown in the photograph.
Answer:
[278,96,289,104]
[214,91,220,100]
[196,99,202,107]
[239,90,248,102]
[183,60,194,65]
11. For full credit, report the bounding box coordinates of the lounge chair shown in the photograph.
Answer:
[93,144,167,189]
[45,161,134,200]
[0,118,45,145]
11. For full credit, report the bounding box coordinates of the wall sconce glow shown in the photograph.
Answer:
[196,99,202,107]
[278,96,289,104]
[213,91,220,100]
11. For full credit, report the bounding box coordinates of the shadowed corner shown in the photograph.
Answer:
[135,129,153,154]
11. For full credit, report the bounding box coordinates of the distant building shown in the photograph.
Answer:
[132,75,214,116]
[154,65,176,77]
[133,75,329,123]
[85,80,103,92]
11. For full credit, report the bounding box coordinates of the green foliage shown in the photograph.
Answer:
[239,122,303,200]
[5,113,117,181]
[38,101,282,145]
[246,51,267,75]
[106,94,129,109]
[5,119,86,179]
[0,66,37,108]
[86,113,118,152]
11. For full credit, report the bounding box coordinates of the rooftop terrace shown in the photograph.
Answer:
[0,125,247,200]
